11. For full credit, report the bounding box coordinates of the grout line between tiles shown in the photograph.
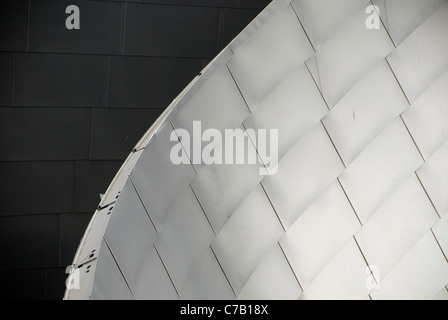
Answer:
[129,176,158,233]
[415,171,442,219]
[189,184,216,236]
[153,244,182,299]
[430,228,448,264]
[399,115,426,162]
[370,0,396,48]
[321,120,346,169]
[337,178,363,227]
[290,2,315,52]
[278,241,304,293]
[304,61,329,111]
[353,236,380,288]
[104,237,134,296]
[210,245,237,298]
[260,182,286,232]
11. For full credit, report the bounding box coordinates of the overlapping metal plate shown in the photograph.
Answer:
[65,0,448,300]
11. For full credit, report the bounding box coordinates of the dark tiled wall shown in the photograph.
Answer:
[0,0,269,299]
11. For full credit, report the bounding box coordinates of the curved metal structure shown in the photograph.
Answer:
[65,0,448,300]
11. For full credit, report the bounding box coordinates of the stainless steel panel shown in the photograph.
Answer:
[355,175,439,279]
[402,70,448,160]
[172,64,250,142]
[243,63,328,161]
[306,7,394,107]
[432,214,448,259]
[237,243,302,300]
[386,2,448,103]
[104,179,157,292]
[130,123,196,231]
[227,4,314,111]
[280,181,361,289]
[322,60,409,166]
[190,133,264,233]
[261,122,345,228]
[133,247,179,300]
[291,0,369,49]
[338,118,423,224]
[211,184,284,294]
[370,232,448,300]
[416,140,448,217]
[434,287,448,300]
[91,239,133,300]
[300,239,371,300]
[179,248,235,300]
[154,187,215,293]
[372,0,447,45]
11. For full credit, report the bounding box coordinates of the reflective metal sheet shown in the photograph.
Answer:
[372,0,447,46]
[154,186,215,292]
[91,239,133,300]
[300,239,371,300]
[133,247,179,300]
[211,184,284,294]
[402,70,448,160]
[280,181,361,289]
[416,140,448,217]
[307,7,394,107]
[237,243,302,300]
[104,179,157,292]
[179,248,235,300]
[172,64,250,141]
[322,60,409,165]
[432,214,448,259]
[370,232,448,300]
[355,175,439,279]
[243,63,328,161]
[434,287,448,300]
[227,4,314,111]
[190,126,264,233]
[338,118,423,224]
[130,123,196,231]
[386,2,448,103]
[291,0,369,49]
[261,122,344,228]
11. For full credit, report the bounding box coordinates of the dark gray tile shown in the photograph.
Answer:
[108,55,201,108]
[0,215,60,272]
[46,267,68,300]
[141,0,238,7]
[60,213,93,267]
[0,269,46,300]
[124,3,221,58]
[100,0,139,2]
[0,0,28,51]
[29,0,124,55]
[74,160,123,212]
[0,161,76,216]
[0,53,13,106]
[0,108,91,161]
[91,108,163,160]
[14,53,108,107]
[238,0,271,9]
[221,8,261,49]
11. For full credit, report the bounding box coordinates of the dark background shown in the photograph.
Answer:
[0,0,269,300]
